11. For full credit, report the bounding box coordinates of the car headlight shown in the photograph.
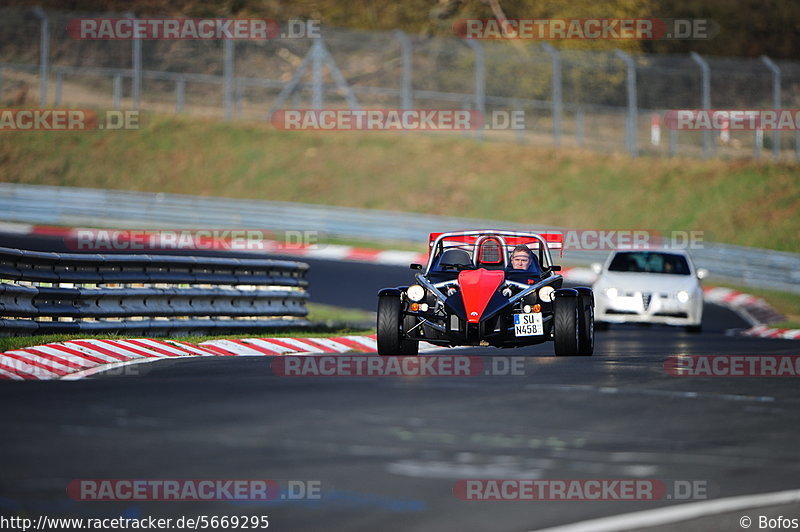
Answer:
[676,290,690,303]
[407,284,426,302]
[538,286,555,303]
[606,287,618,299]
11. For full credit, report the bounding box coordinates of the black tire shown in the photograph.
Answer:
[377,295,418,356]
[686,324,702,334]
[553,297,580,356]
[577,294,594,356]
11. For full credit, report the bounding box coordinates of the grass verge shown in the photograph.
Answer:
[0,303,375,353]
[708,281,800,329]
[2,113,799,251]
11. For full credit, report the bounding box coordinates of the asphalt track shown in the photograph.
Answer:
[1,233,799,531]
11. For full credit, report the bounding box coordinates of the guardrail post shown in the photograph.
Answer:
[395,30,413,110]
[224,39,234,120]
[542,44,562,147]
[760,55,781,160]
[127,13,142,110]
[690,52,711,157]
[614,49,638,158]
[465,40,485,141]
[33,7,49,106]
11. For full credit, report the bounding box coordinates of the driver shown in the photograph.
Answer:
[509,245,535,270]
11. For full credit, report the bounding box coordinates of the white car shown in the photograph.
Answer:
[592,250,706,332]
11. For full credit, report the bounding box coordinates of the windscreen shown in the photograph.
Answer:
[608,252,691,275]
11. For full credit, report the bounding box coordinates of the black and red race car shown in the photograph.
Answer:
[376,230,594,356]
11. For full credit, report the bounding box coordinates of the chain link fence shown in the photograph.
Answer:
[1,7,799,159]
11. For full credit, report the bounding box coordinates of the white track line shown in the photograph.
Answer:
[533,487,800,532]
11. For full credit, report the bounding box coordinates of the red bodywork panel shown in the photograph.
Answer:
[458,269,506,323]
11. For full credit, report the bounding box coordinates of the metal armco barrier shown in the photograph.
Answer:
[1,183,798,294]
[0,247,310,335]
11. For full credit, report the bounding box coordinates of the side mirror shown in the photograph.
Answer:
[591,262,603,274]
[410,263,423,270]
[549,265,562,272]
[696,268,708,280]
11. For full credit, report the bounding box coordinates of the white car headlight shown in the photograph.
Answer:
[606,287,618,299]
[677,290,690,303]
[407,285,426,302]
[538,286,555,303]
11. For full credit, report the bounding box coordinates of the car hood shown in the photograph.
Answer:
[594,271,699,292]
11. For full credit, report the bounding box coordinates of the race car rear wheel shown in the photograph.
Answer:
[553,297,580,356]
[377,295,419,356]
[577,294,594,356]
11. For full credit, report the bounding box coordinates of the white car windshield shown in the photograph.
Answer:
[608,252,691,275]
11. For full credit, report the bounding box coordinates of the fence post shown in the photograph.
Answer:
[235,80,244,116]
[614,50,638,158]
[465,40,485,141]
[754,127,762,159]
[113,75,122,109]
[514,100,524,144]
[33,7,49,106]
[542,44,562,147]
[395,30,413,110]
[54,70,63,105]
[669,128,677,157]
[760,55,781,160]
[690,52,710,157]
[796,131,800,162]
[176,79,185,113]
[311,39,324,109]
[224,39,234,120]
[126,13,142,110]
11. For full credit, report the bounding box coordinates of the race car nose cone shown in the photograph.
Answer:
[458,269,506,323]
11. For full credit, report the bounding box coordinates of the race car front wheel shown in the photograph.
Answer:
[554,297,580,356]
[377,295,419,356]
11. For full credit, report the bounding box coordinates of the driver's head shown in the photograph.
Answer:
[510,245,533,270]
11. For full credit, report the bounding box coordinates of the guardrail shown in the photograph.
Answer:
[0,183,798,294]
[0,246,310,335]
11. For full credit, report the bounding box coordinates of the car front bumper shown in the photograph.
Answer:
[595,292,701,326]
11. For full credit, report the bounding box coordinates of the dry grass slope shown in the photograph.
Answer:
[1,114,798,251]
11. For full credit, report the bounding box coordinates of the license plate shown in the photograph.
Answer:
[513,312,543,336]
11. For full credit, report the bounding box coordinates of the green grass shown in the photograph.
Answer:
[0,303,375,353]
[2,113,799,252]
[708,281,800,329]
[306,302,374,326]
[0,326,374,353]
